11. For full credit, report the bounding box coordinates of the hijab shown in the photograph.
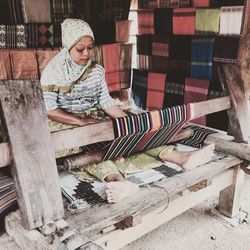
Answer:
[40,19,95,89]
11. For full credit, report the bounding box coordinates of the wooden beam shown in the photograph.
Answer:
[205,134,250,162]
[63,128,193,170]
[218,165,245,218]
[65,156,242,235]
[0,97,231,169]
[0,80,64,230]
[219,64,250,143]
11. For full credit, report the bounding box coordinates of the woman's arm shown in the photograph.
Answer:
[103,106,127,118]
[48,108,97,126]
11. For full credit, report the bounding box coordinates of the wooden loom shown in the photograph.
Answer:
[1,4,250,250]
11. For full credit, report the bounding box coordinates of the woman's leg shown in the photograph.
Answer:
[159,144,215,170]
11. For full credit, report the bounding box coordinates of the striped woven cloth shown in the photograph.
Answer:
[137,10,154,35]
[103,104,190,160]
[160,0,190,8]
[50,0,73,23]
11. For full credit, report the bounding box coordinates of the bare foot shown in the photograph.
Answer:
[106,181,139,203]
[182,144,215,170]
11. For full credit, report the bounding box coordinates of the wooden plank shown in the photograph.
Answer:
[205,134,250,162]
[0,80,64,229]
[220,64,250,143]
[218,165,245,218]
[93,168,235,250]
[0,96,231,169]
[65,156,242,235]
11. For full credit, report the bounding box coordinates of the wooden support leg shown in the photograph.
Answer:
[217,164,245,218]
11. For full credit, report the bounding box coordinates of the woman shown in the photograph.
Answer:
[41,19,214,203]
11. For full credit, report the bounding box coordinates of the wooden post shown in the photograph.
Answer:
[218,165,245,218]
[0,80,64,230]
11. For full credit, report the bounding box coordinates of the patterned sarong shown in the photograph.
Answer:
[137,10,154,35]
[103,104,190,160]
[115,20,132,43]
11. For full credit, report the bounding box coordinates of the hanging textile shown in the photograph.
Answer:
[212,0,244,7]
[115,20,132,43]
[72,0,91,21]
[195,8,220,35]
[89,21,116,45]
[8,0,24,24]
[36,48,60,77]
[139,0,159,9]
[152,34,170,73]
[213,36,239,64]
[173,8,196,35]
[103,104,190,160]
[112,0,131,20]
[169,35,191,61]
[21,0,51,23]
[184,77,209,125]
[93,45,103,66]
[191,37,214,80]
[160,0,190,8]
[219,6,244,36]
[131,68,148,110]
[53,23,62,47]
[137,10,154,35]
[191,0,209,7]
[137,35,153,55]
[146,72,166,110]
[50,0,73,23]
[10,49,39,79]
[137,55,153,71]
[0,50,12,80]
[120,43,132,89]
[26,24,54,48]
[102,43,121,92]
[0,25,27,49]
[0,1,12,24]
[154,8,173,34]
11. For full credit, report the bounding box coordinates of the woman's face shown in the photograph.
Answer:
[70,36,94,66]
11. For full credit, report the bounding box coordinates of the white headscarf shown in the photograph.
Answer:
[40,19,95,87]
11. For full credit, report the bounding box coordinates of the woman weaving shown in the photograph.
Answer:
[41,19,215,203]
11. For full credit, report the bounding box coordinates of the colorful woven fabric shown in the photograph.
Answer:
[137,35,153,55]
[139,0,159,9]
[160,0,190,8]
[10,49,39,79]
[154,8,173,34]
[191,37,214,80]
[0,175,17,220]
[36,48,60,77]
[137,55,153,70]
[0,50,12,80]
[115,20,132,43]
[195,8,220,35]
[131,68,148,110]
[179,124,216,148]
[103,104,190,160]
[191,0,209,7]
[0,25,27,49]
[26,24,54,48]
[173,8,196,35]
[21,0,51,23]
[146,72,166,110]
[102,43,121,92]
[137,10,154,35]
[184,77,210,125]
[50,0,73,23]
[169,35,191,61]
[219,6,244,36]
[213,36,239,64]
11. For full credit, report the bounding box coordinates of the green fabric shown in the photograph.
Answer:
[195,9,220,35]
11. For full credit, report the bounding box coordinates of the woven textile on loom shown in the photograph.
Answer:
[0,175,17,219]
[219,6,244,36]
[102,43,121,92]
[191,37,214,80]
[173,8,196,35]
[195,8,220,35]
[154,8,173,34]
[184,77,209,125]
[103,104,191,160]
[146,72,166,110]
